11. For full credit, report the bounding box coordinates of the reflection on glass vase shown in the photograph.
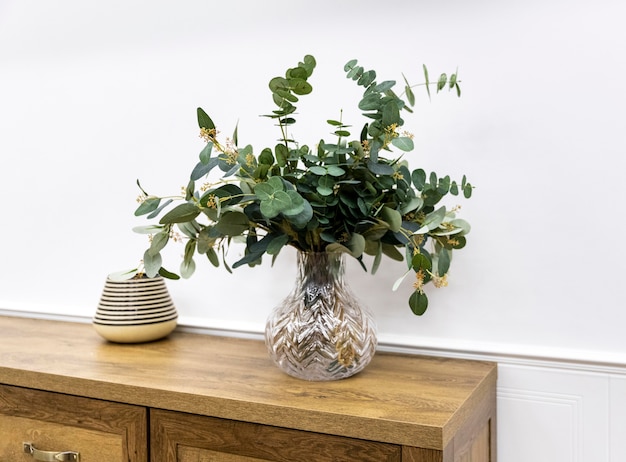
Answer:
[265,251,377,381]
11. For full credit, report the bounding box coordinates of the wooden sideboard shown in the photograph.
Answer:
[0,315,497,461]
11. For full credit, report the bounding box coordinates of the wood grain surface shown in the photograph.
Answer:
[0,315,496,451]
[0,383,147,461]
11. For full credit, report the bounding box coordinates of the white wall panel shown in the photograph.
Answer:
[497,364,609,462]
[610,375,626,462]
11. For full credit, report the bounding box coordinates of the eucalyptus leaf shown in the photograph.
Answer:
[309,166,327,176]
[415,206,446,234]
[267,234,290,255]
[197,107,215,130]
[438,248,451,275]
[133,225,165,235]
[143,249,162,278]
[199,142,213,164]
[380,206,402,232]
[391,136,414,152]
[159,203,201,224]
[107,268,140,281]
[158,267,181,280]
[206,248,219,267]
[190,157,219,181]
[135,197,161,216]
[180,257,196,279]
[326,165,345,177]
[215,211,249,236]
[411,253,432,272]
[346,233,366,258]
[367,160,395,176]
[409,291,428,315]
[260,190,291,218]
[148,231,169,256]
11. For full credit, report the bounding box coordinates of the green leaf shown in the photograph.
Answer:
[403,73,415,107]
[463,183,473,198]
[358,70,376,87]
[158,267,180,280]
[309,166,327,176]
[371,241,383,275]
[215,211,249,236]
[359,93,382,111]
[344,59,358,72]
[374,80,396,92]
[206,248,219,267]
[258,148,274,165]
[381,243,404,261]
[438,248,451,275]
[148,231,169,256]
[143,249,162,278]
[197,107,215,130]
[416,206,447,234]
[326,165,345,177]
[107,268,140,281]
[260,190,291,218]
[423,64,431,100]
[207,183,244,207]
[180,257,196,279]
[391,136,414,152]
[281,190,305,216]
[290,78,312,95]
[380,206,402,232]
[346,233,366,258]
[266,234,290,255]
[181,240,196,278]
[232,122,238,146]
[135,197,161,216]
[283,198,313,228]
[450,181,459,195]
[159,203,201,224]
[254,176,283,200]
[449,72,457,89]
[316,176,334,196]
[133,225,165,234]
[411,253,432,272]
[191,157,219,181]
[199,142,213,164]
[367,160,395,176]
[437,73,448,92]
[399,196,423,215]
[412,169,427,190]
[450,218,471,235]
[409,291,428,315]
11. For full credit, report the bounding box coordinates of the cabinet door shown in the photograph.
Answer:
[0,384,147,461]
[151,409,401,462]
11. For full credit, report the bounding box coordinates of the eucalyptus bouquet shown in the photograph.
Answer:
[132,55,472,315]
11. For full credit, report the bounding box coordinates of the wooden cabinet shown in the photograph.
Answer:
[151,409,403,462]
[0,384,147,461]
[0,316,497,462]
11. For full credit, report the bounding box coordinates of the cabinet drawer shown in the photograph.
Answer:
[0,384,147,462]
[151,409,401,462]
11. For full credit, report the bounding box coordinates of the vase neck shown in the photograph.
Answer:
[296,251,345,287]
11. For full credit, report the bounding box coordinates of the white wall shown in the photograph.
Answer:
[1,1,626,459]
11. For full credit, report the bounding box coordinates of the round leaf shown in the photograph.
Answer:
[409,291,428,315]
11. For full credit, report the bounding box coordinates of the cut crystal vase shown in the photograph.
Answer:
[264,251,377,381]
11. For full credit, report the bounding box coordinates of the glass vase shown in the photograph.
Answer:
[265,251,377,381]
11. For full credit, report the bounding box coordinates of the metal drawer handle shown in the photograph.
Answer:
[23,442,80,462]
